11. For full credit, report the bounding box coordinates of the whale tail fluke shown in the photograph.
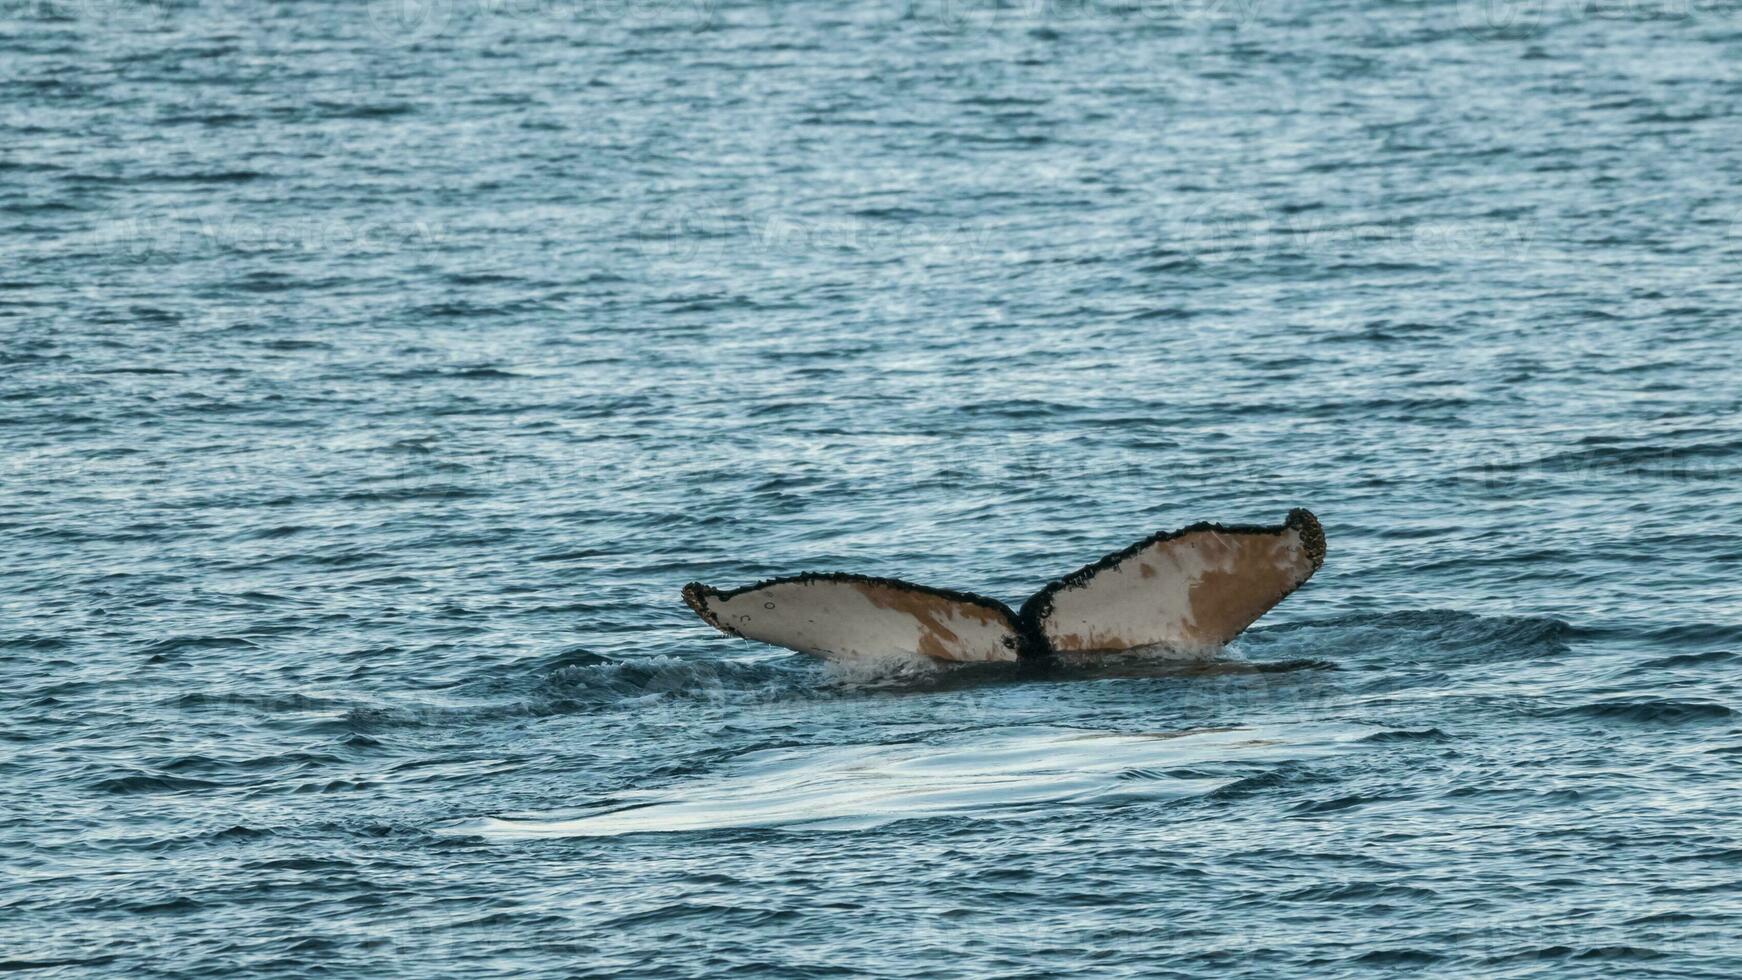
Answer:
[682,509,1324,663]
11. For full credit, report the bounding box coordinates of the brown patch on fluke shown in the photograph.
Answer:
[1053,632,1133,653]
[1019,509,1326,655]
[857,581,1007,661]
[1181,535,1303,646]
[678,572,1023,662]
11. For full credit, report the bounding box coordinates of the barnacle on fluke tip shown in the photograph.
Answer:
[682,509,1325,663]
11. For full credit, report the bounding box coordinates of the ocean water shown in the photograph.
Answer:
[5,0,1742,975]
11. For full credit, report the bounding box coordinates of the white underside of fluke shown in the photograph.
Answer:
[685,576,1020,663]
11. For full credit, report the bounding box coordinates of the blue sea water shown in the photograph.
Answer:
[5,0,1742,974]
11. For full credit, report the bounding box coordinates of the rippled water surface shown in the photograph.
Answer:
[6,0,1742,975]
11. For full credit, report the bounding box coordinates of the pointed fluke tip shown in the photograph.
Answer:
[681,582,730,635]
[680,581,707,614]
[1285,508,1326,571]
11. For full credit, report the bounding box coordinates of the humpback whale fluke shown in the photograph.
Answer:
[682,509,1325,663]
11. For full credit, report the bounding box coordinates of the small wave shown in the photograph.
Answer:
[1289,794,1388,815]
[0,958,118,971]
[1472,439,1742,480]
[335,485,489,502]
[1351,949,1444,965]
[1549,697,1734,726]
[535,655,822,706]
[138,635,261,657]
[125,825,277,851]
[310,101,415,120]
[1633,624,1742,647]
[1124,307,1198,322]
[601,903,778,930]
[1357,728,1450,743]
[1204,764,1327,801]
[1623,650,1736,673]
[255,339,332,351]
[2,635,70,651]
[158,750,344,775]
[1279,881,1437,902]
[381,366,529,380]
[343,655,835,731]
[1247,609,1576,666]
[538,647,614,671]
[1666,847,1742,865]
[1490,945,1666,963]
[90,772,224,794]
[144,170,267,184]
[1250,658,1337,673]
[1624,911,1699,924]
[172,691,349,713]
[1572,946,1667,961]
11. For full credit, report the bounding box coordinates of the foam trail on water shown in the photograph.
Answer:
[446,723,1375,838]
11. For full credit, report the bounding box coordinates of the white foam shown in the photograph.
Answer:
[442,723,1372,838]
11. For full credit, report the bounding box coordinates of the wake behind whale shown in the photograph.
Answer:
[446,722,1373,838]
